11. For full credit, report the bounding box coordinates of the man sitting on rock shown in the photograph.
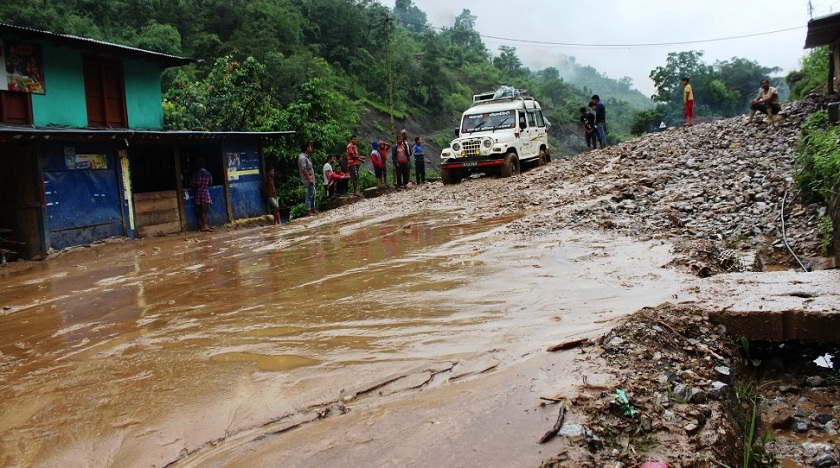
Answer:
[748,79,782,124]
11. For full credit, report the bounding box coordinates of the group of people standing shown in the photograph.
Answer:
[576,77,782,153]
[286,129,429,218]
[334,128,427,198]
[579,94,607,150]
[367,129,427,191]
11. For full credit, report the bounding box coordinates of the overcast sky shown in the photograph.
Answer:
[382,0,838,97]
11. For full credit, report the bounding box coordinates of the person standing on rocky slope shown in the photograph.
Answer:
[682,76,695,127]
[748,78,782,124]
[298,141,317,216]
[591,95,607,148]
[346,135,365,196]
[579,106,597,150]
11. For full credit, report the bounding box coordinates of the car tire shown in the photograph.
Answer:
[441,168,460,185]
[500,152,519,178]
[540,149,550,165]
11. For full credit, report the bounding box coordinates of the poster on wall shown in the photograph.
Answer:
[0,38,46,94]
[227,151,260,181]
[63,147,108,170]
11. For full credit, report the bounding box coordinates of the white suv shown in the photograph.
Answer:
[440,86,550,184]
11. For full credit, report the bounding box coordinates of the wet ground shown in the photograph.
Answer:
[0,206,685,467]
[4,98,840,465]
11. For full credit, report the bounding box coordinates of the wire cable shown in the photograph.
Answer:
[780,189,810,272]
[394,18,805,49]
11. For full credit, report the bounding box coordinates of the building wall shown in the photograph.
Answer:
[124,59,164,129]
[28,43,165,129]
[31,44,88,127]
[39,142,126,250]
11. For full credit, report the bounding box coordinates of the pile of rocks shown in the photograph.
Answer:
[539,304,840,467]
[540,304,743,466]
[514,93,831,271]
[357,93,833,273]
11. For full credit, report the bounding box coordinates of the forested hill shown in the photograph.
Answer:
[0,0,652,143]
[2,0,803,211]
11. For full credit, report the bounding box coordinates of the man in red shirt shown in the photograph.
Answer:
[346,135,365,196]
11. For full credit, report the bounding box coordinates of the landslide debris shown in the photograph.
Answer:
[350,93,833,274]
[327,94,838,467]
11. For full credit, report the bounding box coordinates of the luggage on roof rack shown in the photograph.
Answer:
[472,86,530,104]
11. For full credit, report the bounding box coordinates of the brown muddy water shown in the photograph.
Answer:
[0,210,684,466]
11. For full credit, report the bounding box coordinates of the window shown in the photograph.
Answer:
[83,58,127,128]
[534,110,546,128]
[527,110,537,127]
[0,91,33,125]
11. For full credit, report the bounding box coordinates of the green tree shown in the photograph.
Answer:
[787,46,829,100]
[132,21,183,55]
[163,55,276,131]
[393,0,427,33]
[227,0,303,62]
[650,51,712,105]
[269,78,355,207]
[493,45,525,79]
[715,57,780,111]
[442,9,487,65]
[631,108,664,135]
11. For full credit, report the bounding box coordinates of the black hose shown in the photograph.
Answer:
[780,189,809,272]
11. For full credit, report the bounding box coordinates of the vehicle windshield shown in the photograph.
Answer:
[461,110,515,134]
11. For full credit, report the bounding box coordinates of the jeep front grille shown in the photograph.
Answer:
[460,139,481,156]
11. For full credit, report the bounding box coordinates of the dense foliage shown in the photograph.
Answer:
[795,111,840,204]
[787,46,830,100]
[795,110,840,254]
[1,0,807,210]
[644,50,783,132]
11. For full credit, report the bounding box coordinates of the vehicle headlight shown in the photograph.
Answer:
[482,138,492,149]
[452,142,461,152]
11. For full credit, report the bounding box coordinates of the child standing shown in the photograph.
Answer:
[370,141,385,188]
[579,107,596,150]
[413,137,426,184]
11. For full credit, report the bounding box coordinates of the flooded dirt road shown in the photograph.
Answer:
[0,204,685,467]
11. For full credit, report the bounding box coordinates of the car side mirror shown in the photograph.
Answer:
[519,121,527,130]
[453,127,460,137]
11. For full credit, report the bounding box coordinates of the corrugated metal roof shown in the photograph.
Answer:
[805,11,840,49]
[0,22,193,68]
[0,125,294,141]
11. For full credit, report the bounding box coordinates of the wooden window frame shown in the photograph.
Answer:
[83,56,128,128]
[0,90,33,125]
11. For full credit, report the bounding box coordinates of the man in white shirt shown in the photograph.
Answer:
[748,79,781,124]
[323,154,335,198]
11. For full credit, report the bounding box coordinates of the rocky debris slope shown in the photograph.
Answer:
[538,304,840,468]
[342,93,833,274]
[319,96,838,466]
[539,304,744,467]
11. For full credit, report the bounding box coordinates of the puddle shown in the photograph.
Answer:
[0,210,683,466]
[210,352,320,371]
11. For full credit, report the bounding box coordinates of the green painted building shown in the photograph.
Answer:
[0,23,290,261]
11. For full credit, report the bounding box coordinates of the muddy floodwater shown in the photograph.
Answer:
[0,209,685,466]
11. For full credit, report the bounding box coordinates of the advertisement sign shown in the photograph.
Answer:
[1,38,46,94]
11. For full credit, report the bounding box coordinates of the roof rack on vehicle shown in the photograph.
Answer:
[472,86,532,105]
